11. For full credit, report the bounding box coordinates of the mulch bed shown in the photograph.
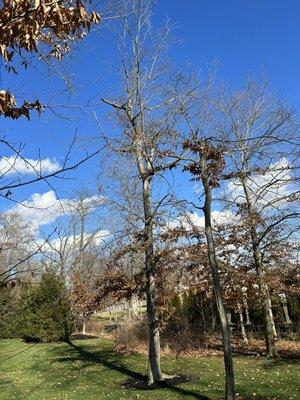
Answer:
[122,374,190,390]
[69,333,99,340]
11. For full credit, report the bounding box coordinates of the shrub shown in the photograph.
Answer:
[114,318,148,353]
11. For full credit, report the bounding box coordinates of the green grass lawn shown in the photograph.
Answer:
[0,338,299,400]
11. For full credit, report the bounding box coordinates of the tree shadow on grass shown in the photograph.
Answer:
[64,340,210,400]
[0,343,37,364]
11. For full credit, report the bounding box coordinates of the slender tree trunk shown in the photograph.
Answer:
[241,178,278,358]
[237,302,249,345]
[201,157,236,400]
[211,304,217,332]
[226,310,233,325]
[243,297,251,325]
[82,318,86,335]
[142,176,163,384]
[280,295,292,325]
[200,294,207,333]
[129,295,139,318]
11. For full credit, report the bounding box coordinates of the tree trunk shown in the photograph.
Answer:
[243,297,251,325]
[241,178,278,358]
[201,157,236,400]
[280,295,292,325]
[82,318,86,335]
[237,302,249,345]
[226,310,233,325]
[205,227,236,400]
[143,176,163,384]
[129,295,139,318]
[262,290,278,357]
[200,294,207,333]
[211,304,217,332]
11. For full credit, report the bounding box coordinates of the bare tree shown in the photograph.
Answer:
[41,189,107,278]
[100,0,188,383]
[0,212,43,286]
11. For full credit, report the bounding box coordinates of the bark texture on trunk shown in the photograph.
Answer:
[201,157,236,400]
[263,292,278,357]
[142,176,163,383]
[237,302,249,345]
[129,295,139,318]
[281,296,292,325]
[243,298,251,325]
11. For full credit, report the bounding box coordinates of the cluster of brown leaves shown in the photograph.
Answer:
[161,222,300,314]
[0,0,100,119]
[0,0,101,57]
[0,90,43,119]
[183,139,225,187]
[93,267,144,308]
[71,271,97,319]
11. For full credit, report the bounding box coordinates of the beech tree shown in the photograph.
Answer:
[71,270,97,334]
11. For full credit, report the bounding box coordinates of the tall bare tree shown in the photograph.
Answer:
[41,189,106,278]
[101,0,188,383]
[0,212,41,286]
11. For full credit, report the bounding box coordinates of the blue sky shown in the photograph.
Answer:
[1,0,300,230]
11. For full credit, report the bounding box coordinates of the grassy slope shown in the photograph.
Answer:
[0,338,299,400]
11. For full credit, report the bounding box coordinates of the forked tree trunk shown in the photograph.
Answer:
[201,157,236,400]
[241,178,278,358]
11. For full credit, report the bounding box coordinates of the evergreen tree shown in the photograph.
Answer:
[0,286,21,338]
[21,270,74,342]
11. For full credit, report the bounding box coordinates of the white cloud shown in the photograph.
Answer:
[228,158,295,209]
[6,191,105,234]
[0,156,60,176]
[166,210,238,232]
